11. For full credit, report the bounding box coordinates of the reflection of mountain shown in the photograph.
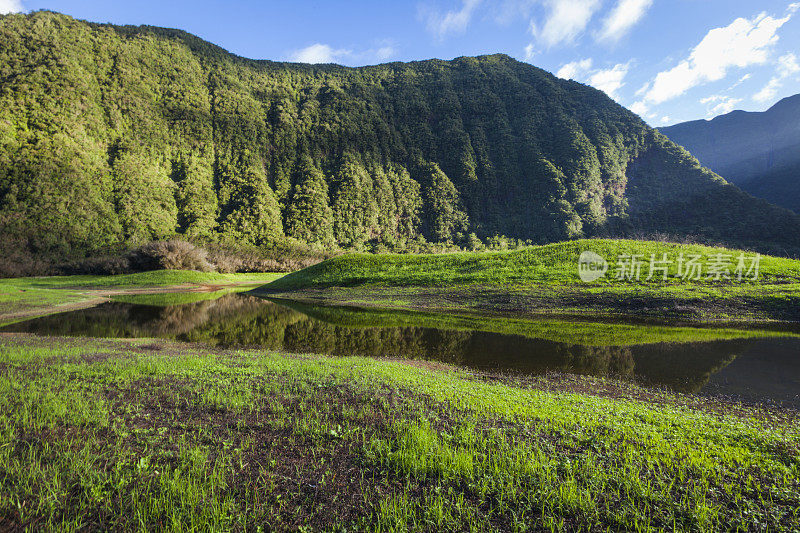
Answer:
[3,294,755,393]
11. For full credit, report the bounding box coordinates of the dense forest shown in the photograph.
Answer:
[662,94,800,214]
[3,11,800,264]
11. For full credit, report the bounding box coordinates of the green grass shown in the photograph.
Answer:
[1,270,283,291]
[259,239,800,323]
[265,239,800,290]
[0,334,797,531]
[0,271,284,322]
[109,287,256,307]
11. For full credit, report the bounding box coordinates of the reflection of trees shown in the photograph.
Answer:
[3,295,742,392]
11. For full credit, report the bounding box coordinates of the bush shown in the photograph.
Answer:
[128,240,213,272]
[59,255,131,275]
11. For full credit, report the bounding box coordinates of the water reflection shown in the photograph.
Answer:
[2,293,798,405]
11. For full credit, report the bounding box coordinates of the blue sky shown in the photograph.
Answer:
[2,0,799,126]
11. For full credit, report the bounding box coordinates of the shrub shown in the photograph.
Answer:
[59,255,131,275]
[128,240,213,272]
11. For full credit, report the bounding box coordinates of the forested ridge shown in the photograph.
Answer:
[3,10,800,261]
[661,94,800,214]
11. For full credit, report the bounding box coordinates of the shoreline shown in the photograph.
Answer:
[256,284,800,328]
[0,278,276,326]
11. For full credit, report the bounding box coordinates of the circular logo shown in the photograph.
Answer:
[578,251,608,282]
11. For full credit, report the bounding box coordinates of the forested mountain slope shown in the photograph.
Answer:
[2,11,800,258]
[661,95,800,214]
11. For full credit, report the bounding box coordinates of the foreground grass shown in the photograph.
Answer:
[259,239,800,322]
[0,271,283,323]
[0,334,797,531]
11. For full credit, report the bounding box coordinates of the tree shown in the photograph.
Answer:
[284,156,335,245]
[420,162,469,242]
[331,155,378,247]
[218,158,283,245]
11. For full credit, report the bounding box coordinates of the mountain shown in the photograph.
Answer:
[661,95,800,213]
[3,11,800,260]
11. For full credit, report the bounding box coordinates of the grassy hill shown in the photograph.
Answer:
[265,239,800,289]
[259,239,800,322]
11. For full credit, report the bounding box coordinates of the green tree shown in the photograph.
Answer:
[284,157,335,245]
[331,155,379,246]
[420,162,469,242]
[112,148,178,244]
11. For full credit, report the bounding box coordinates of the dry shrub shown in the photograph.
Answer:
[129,240,213,272]
[0,236,58,277]
[59,255,131,275]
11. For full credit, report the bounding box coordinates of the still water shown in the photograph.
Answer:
[3,292,799,406]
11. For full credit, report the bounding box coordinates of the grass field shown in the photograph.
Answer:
[259,239,800,323]
[0,271,283,324]
[0,334,797,531]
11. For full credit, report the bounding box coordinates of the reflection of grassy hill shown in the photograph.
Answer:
[275,299,796,347]
[257,239,800,322]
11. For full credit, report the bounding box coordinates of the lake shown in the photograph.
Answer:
[3,292,799,406]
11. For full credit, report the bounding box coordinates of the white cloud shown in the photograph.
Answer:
[777,51,800,76]
[588,63,629,99]
[420,0,482,39]
[523,43,536,61]
[0,0,23,14]
[753,52,799,103]
[557,58,628,99]
[535,0,602,47]
[753,78,781,103]
[659,115,671,124]
[371,39,399,61]
[634,82,651,97]
[700,94,742,115]
[557,58,593,79]
[728,73,752,89]
[598,0,653,42]
[288,41,398,65]
[629,101,649,116]
[642,11,792,105]
[289,44,351,64]
[376,46,396,61]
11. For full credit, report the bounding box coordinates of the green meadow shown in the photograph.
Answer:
[1,239,799,530]
[0,335,797,531]
[259,239,800,323]
[0,271,283,325]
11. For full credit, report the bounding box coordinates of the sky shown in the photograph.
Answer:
[2,0,799,126]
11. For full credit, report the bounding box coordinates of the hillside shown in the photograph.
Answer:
[258,239,800,322]
[3,11,800,260]
[661,95,800,213]
[264,239,800,290]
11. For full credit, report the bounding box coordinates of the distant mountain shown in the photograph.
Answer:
[661,95,800,213]
[3,11,800,259]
